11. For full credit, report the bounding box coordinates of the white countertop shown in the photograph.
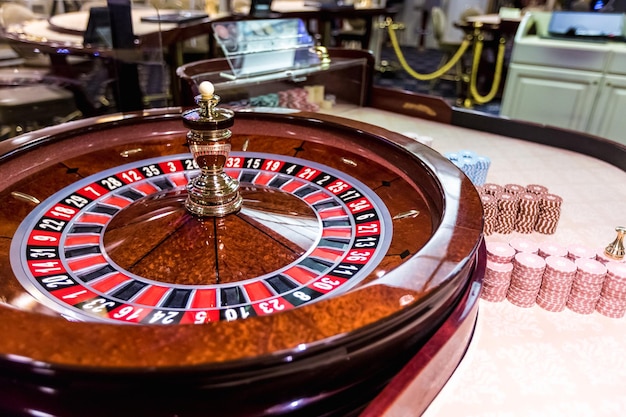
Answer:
[321,105,626,417]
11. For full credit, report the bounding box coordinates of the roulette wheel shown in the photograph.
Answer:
[0,88,484,416]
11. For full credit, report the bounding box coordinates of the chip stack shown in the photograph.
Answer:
[444,150,491,186]
[278,88,320,112]
[477,183,563,235]
[483,242,516,301]
[535,193,562,234]
[566,258,607,314]
[507,252,546,307]
[482,236,626,318]
[596,261,626,318]
[536,256,577,312]
[481,193,498,235]
[250,93,280,108]
[515,192,541,234]
[304,85,323,105]
[474,155,491,186]
[495,193,519,234]
[482,261,514,302]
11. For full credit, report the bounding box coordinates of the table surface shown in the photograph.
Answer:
[319,104,626,417]
[9,2,387,45]
[47,8,180,36]
[3,8,189,52]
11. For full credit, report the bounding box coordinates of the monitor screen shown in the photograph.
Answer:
[548,11,624,39]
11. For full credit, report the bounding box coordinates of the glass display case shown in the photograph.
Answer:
[212,18,320,79]
[177,18,374,111]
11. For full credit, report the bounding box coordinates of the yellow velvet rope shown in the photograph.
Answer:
[386,19,472,81]
[469,36,507,105]
[384,18,507,105]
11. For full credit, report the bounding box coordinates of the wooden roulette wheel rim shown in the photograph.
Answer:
[0,108,484,416]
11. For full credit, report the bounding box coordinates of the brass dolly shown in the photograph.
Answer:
[605,226,626,261]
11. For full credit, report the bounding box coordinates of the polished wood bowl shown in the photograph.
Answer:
[0,109,483,416]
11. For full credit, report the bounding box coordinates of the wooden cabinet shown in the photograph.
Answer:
[501,64,602,132]
[499,11,626,146]
[587,74,626,141]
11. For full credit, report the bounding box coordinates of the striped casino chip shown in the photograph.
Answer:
[481,260,514,302]
[596,261,626,318]
[567,243,596,261]
[482,183,504,196]
[566,258,608,314]
[526,184,549,195]
[508,237,539,254]
[535,193,562,235]
[495,193,519,234]
[486,240,516,263]
[481,193,498,236]
[538,241,568,258]
[504,183,525,195]
[506,252,546,308]
[536,256,576,312]
[276,88,320,112]
[515,192,540,234]
[539,193,562,208]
